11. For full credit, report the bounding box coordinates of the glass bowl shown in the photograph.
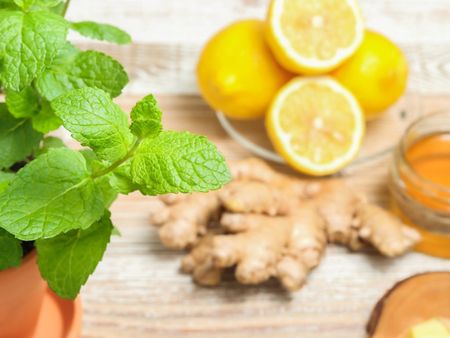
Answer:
[216,92,421,175]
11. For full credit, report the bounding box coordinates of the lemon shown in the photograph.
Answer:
[266,0,364,74]
[197,19,293,120]
[266,77,365,176]
[408,319,450,338]
[332,30,409,119]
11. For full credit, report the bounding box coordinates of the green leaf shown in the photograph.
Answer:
[0,10,69,90]
[0,171,15,193]
[129,94,162,138]
[0,0,19,9]
[111,161,139,195]
[5,87,39,118]
[0,147,105,240]
[96,175,118,208]
[35,136,65,157]
[36,50,128,101]
[34,0,62,7]
[48,0,64,14]
[51,87,134,164]
[80,150,118,207]
[36,211,113,299]
[32,101,62,133]
[131,131,231,195]
[0,103,42,170]
[111,225,121,236]
[11,0,59,8]
[13,0,33,9]
[80,149,105,174]
[53,42,80,67]
[13,0,62,10]
[71,21,131,45]
[0,228,22,270]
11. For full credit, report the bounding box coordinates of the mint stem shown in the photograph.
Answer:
[92,138,141,179]
[62,0,72,17]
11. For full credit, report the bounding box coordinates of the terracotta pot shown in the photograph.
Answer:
[0,251,47,338]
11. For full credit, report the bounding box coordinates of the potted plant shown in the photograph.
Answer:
[0,0,230,336]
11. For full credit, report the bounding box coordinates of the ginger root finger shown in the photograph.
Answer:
[356,204,421,257]
[214,215,287,284]
[229,157,320,199]
[276,210,327,290]
[219,180,291,216]
[315,180,364,247]
[181,233,223,286]
[159,193,188,205]
[148,198,171,225]
[151,191,221,249]
[316,181,421,256]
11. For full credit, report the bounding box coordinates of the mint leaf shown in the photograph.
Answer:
[111,161,138,194]
[0,10,69,90]
[96,175,118,208]
[11,0,58,8]
[0,171,15,193]
[13,0,62,11]
[0,104,42,169]
[36,211,113,299]
[33,0,62,7]
[53,42,79,67]
[129,94,162,138]
[36,50,128,101]
[0,0,19,9]
[32,101,62,133]
[0,228,22,270]
[51,87,134,164]
[131,131,231,194]
[12,0,33,8]
[5,87,39,118]
[71,21,131,45]
[35,136,65,156]
[111,225,121,236]
[80,149,105,174]
[80,149,118,206]
[0,148,105,240]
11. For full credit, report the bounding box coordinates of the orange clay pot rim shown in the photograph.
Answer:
[398,110,450,198]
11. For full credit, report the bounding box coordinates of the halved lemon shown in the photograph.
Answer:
[266,0,365,74]
[266,77,365,176]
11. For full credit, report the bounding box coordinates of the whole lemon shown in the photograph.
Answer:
[332,30,408,120]
[197,19,293,120]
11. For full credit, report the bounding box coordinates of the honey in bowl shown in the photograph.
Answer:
[390,112,450,258]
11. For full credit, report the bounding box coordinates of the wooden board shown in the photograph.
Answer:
[60,0,450,336]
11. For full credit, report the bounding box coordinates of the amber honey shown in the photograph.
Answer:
[390,112,450,258]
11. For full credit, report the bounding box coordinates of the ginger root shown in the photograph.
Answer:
[149,191,221,249]
[182,207,327,291]
[149,158,421,291]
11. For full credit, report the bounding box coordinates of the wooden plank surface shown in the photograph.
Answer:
[61,0,450,337]
[77,95,450,338]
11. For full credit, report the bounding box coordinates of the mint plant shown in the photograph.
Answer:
[0,0,230,299]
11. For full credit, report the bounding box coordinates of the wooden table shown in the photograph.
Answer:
[64,1,450,337]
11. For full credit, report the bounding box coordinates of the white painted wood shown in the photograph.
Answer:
[66,0,450,95]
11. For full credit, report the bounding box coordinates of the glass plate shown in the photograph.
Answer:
[216,92,422,175]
